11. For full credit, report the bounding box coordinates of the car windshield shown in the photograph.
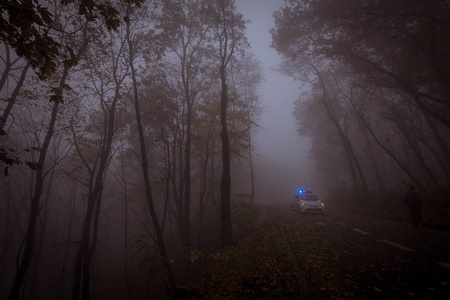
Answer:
[299,194,319,201]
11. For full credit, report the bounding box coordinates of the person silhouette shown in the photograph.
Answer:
[403,186,423,229]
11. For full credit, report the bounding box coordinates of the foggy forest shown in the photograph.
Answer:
[1,0,450,299]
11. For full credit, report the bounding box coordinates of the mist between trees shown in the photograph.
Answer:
[1,0,450,299]
[272,0,450,198]
[1,0,263,298]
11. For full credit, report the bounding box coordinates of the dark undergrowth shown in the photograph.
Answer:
[172,203,300,299]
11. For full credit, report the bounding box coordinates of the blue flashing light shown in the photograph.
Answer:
[298,189,313,194]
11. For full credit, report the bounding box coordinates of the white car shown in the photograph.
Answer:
[292,190,324,213]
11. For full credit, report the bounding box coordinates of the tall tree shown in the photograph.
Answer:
[124,1,175,292]
[69,25,129,299]
[159,0,214,247]
[208,0,247,247]
[228,52,263,203]
[8,24,88,300]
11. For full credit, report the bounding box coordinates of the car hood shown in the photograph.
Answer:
[300,200,322,205]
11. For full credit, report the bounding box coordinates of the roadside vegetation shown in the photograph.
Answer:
[177,202,300,299]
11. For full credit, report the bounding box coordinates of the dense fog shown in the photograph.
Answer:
[1,0,449,299]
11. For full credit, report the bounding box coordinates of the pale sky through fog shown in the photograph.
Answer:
[236,1,318,201]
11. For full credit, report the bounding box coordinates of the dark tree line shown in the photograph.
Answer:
[272,0,450,198]
[0,0,262,299]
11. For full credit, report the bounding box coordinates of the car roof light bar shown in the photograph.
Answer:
[297,189,312,194]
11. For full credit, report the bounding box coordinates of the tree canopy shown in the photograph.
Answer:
[0,0,143,79]
[272,0,450,128]
[272,0,450,193]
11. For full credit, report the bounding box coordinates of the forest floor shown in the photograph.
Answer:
[175,199,450,299]
[174,205,301,299]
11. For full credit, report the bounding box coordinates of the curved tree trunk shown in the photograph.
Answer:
[125,5,175,292]
[291,58,370,196]
[354,107,423,190]
[71,36,123,299]
[362,128,386,192]
[9,37,87,298]
[313,67,368,195]
[71,104,116,300]
[0,62,30,132]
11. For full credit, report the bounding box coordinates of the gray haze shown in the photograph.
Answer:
[236,1,318,202]
[2,1,450,299]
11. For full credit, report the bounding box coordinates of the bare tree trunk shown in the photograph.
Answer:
[183,101,192,247]
[120,149,132,300]
[197,144,209,249]
[0,176,26,295]
[161,129,172,234]
[0,43,12,92]
[9,91,59,300]
[0,62,30,132]
[423,115,450,186]
[397,120,440,189]
[81,187,104,300]
[362,128,386,192]
[311,62,368,195]
[57,184,78,300]
[323,93,367,194]
[210,140,217,207]
[8,37,87,298]
[170,132,182,234]
[71,82,120,300]
[30,165,55,298]
[349,55,450,129]
[219,64,232,247]
[353,106,423,189]
[213,0,243,247]
[125,5,175,292]
[71,192,95,300]
[248,129,255,204]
